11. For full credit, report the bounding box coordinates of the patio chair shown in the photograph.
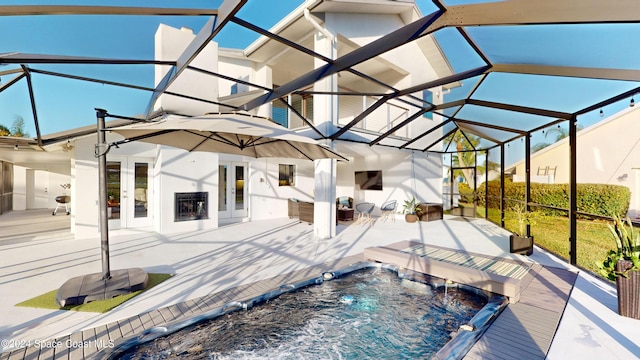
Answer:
[380,200,397,222]
[355,202,375,225]
[336,196,354,221]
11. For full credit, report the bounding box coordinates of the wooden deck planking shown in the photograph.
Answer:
[22,346,39,360]
[34,346,53,360]
[52,335,69,360]
[80,328,97,358]
[128,315,146,335]
[66,331,83,360]
[164,304,185,321]
[146,309,166,326]
[174,301,195,317]
[116,318,133,338]
[464,265,578,360]
[105,322,122,343]
[6,348,25,360]
[1,253,578,360]
[137,312,157,330]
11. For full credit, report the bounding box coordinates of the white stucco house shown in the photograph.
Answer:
[2,0,451,239]
[508,105,640,219]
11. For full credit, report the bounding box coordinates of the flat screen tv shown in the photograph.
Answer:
[355,170,383,191]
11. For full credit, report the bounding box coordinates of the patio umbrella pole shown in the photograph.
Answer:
[96,108,111,280]
[54,109,148,307]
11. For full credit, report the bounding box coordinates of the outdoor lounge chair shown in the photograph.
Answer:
[380,200,397,222]
[355,202,375,224]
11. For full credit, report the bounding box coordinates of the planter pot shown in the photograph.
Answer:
[509,234,534,256]
[615,259,640,319]
[405,214,418,223]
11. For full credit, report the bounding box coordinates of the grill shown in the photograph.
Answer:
[53,195,71,215]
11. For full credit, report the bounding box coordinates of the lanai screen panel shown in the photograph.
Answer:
[465,23,640,70]
[469,73,639,115]
[456,105,556,134]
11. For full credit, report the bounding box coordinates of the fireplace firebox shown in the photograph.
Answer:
[175,192,208,221]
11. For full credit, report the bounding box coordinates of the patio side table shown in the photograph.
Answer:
[337,208,354,221]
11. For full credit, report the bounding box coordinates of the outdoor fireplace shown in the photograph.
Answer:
[175,192,208,221]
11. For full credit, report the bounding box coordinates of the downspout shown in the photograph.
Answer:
[304,8,335,44]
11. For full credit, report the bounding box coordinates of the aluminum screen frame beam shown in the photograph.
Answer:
[369,108,431,146]
[492,64,640,83]
[0,72,26,94]
[145,0,246,117]
[27,68,235,109]
[466,99,573,120]
[231,16,333,64]
[330,66,490,141]
[400,118,452,150]
[426,0,640,33]
[240,11,443,111]
[21,65,43,147]
[0,52,175,66]
[0,5,218,16]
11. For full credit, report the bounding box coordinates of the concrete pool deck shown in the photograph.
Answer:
[0,209,639,358]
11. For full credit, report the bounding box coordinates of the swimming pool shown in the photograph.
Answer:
[102,263,507,359]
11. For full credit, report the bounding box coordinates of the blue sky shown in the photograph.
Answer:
[1,0,638,166]
[0,0,306,135]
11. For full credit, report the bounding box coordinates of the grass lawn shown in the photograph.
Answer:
[464,204,618,278]
[16,273,173,313]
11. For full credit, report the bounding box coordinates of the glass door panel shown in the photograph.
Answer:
[219,161,247,220]
[235,165,245,211]
[107,157,152,229]
[232,162,248,218]
[218,164,228,212]
[133,162,148,218]
[107,161,121,221]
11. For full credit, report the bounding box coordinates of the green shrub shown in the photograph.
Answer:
[458,182,474,203]
[477,181,630,218]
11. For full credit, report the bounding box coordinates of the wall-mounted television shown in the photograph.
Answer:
[355,170,383,191]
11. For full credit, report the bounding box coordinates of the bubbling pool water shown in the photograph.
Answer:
[119,268,487,359]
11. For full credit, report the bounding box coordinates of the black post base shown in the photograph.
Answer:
[56,268,149,307]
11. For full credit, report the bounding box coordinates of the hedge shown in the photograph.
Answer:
[476,180,630,218]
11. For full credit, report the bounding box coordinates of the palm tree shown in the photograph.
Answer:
[532,123,584,153]
[544,123,582,142]
[10,116,29,137]
[446,130,483,188]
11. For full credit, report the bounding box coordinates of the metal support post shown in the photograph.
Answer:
[525,134,531,237]
[500,144,505,227]
[569,117,578,265]
[96,108,111,280]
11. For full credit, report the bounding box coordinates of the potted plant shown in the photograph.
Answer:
[597,215,640,319]
[509,203,537,255]
[403,197,424,223]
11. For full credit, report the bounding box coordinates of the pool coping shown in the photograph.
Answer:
[2,252,507,360]
[98,260,507,360]
[1,255,363,360]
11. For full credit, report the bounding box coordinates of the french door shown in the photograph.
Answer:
[218,161,248,220]
[27,169,49,209]
[106,157,153,229]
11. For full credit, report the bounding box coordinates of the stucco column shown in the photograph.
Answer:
[312,25,338,239]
